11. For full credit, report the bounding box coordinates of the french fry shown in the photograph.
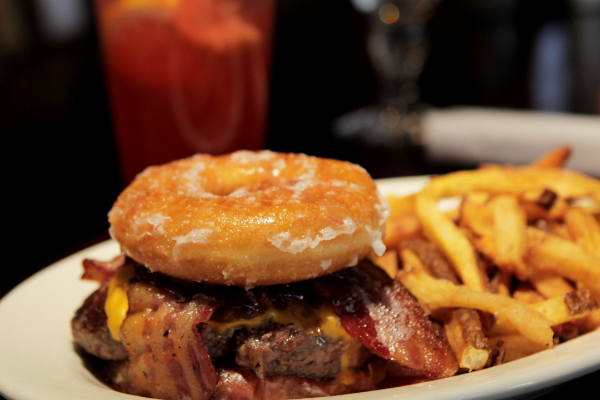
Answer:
[530,218,571,239]
[520,188,569,222]
[427,166,600,202]
[444,207,461,222]
[399,248,431,276]
[488,289,598,337]
[463,192,491,206]
[547,222,571,239]
[384,194,421,249]
[528,271,574,298]
[489,334,548,363]
[512,284,545,304]
[581,309,600,333]
[570,197,600,215]
[485,338,507,367]
[399,237,460,284]
[491,195,529,280]
[525,227,600,300]
[529,289,598,325]
[463,228,497,261]
[373,249,399,278]
[530,146,571,168]
[425,168,522,199]
[397,249,437,316]
[565,208,600,257]
[444,308,490,371]
[383,147,600,375]
[516,167,600,201]
[459,198,494,239]
[486,314,518,336]
[416,191,488,292]
[397,270,554,347]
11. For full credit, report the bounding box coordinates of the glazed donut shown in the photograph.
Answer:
[108,151,389,287]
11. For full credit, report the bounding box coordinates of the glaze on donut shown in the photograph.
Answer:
[108,151,389,287]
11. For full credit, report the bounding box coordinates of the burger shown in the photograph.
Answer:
[72,151,458,399]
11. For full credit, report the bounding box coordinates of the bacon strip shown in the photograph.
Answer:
[122,282,218,400]
[313,274,390,357]
[315,261,459,379]
[82,255,126,284]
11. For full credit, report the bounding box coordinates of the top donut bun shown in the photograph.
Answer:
[108,151,389,288]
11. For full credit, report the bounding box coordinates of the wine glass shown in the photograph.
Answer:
[333,0,440,148]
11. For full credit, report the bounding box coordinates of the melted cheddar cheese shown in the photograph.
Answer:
[105,263,136,341]
[207,305,363,383]
[105,271,364,382]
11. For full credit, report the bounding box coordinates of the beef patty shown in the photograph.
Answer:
[72,279,372,381]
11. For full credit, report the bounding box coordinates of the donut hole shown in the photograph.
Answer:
[188,162,314,197]
[171,151,321,197]
[199,174,282,197]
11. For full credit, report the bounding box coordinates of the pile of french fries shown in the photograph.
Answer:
[376,146,600,372]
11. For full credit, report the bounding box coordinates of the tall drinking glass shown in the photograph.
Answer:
[93,0,275,184]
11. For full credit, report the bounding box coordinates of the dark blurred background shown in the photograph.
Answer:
[2,0,599,292]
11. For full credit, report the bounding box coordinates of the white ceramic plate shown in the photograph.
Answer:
[0,177,599,400]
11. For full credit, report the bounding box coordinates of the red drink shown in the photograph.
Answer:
[94,0,274,184]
